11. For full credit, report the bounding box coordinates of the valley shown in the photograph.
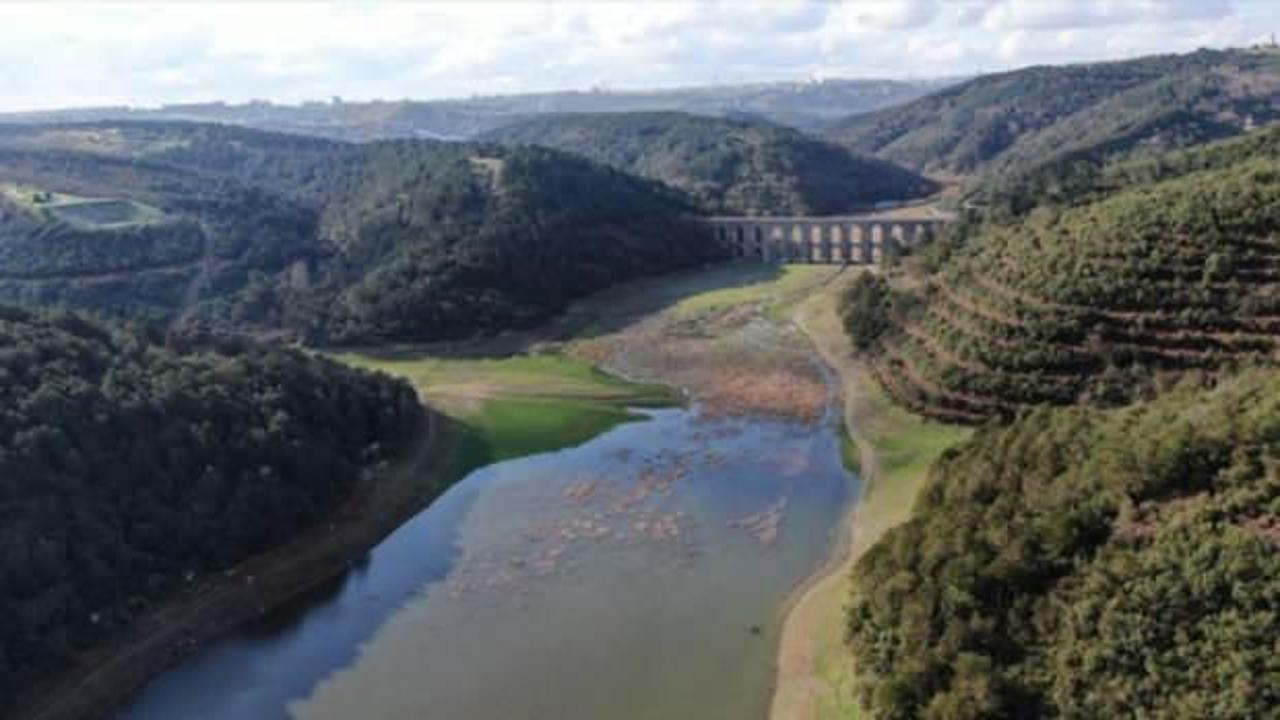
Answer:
[2,32,1278,720]
[101,263,911,720]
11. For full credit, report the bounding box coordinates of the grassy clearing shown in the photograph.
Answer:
[836,419,860,474]
[333,349,676,476]
[669,264,835,317]
[1,183,164,227]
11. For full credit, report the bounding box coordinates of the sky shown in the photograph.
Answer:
[0,0,1276,112]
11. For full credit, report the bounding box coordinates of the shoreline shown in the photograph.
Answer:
[9,344,681,720]
[8,411,455,720]
[11,263,941,720]
[767,279,879,720]
[768,272,970,720]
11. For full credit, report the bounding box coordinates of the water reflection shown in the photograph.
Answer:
[117,408,855,720]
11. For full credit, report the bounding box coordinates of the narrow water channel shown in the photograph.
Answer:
[116,405,855,720]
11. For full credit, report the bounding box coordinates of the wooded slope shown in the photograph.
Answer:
[848,368,1280,719]
[481,111,937,215]
[827,47,1279,191]
[0,306,422,698]
[0,122,720,343]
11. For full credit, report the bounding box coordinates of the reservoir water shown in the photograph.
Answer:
[116,405,855,720]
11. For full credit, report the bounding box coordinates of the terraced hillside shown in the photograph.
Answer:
[857,126,1280,424]
[480,112,937,215]
[826,47,1280,189]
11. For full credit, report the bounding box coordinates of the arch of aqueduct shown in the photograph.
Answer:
[704,215,949,264]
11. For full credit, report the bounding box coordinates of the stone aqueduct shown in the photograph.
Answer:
[704,215,949,264]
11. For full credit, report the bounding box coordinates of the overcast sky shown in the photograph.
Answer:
[0,0,1275,112]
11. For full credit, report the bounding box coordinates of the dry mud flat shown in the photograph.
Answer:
[572,298,831,424]
[571,264,967,720]
[569,267,865,719]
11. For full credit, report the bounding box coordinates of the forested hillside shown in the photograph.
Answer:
[826,48,1279,187]
[847,125,1280,423]
[480,112,936,215]
[316,142,716,343]
[0,122,719,343]
[0,305,422,699]
[847,369,1280,718]
[0,142,325,326]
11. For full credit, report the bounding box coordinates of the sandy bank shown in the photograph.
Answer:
[769,270,969,720]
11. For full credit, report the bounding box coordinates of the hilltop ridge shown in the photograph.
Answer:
[827,47,1280,193]
[481,111,937,215]
[0,121,719,344]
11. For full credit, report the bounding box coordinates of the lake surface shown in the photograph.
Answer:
[115,406,856,720]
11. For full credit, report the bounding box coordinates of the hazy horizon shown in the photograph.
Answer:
[1,0,1276,114]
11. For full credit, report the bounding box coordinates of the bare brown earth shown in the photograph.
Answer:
[560,264,971,720]
[8,413,457,720]
[569,267,838,422]
[563,263,966,719]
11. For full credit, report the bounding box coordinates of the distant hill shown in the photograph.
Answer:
[313,141,716,344]
[847,366,1280,718]
[851,124,1280,423]
[826,48,1280,188]
[481,112,938,215]
[0,304,422,700]
[2,77,955,141]
[0,121,720,343]
[0,139,326,326]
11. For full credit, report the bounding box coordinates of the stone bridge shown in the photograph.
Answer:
[704,214,950,264]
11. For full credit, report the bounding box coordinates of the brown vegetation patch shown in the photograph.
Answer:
[575,303,831,423]
[1239,514,1280,545]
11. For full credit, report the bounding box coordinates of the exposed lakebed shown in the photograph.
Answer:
[116,266,858,720]
[116,405,854,720]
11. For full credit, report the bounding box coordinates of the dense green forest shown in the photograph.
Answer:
[847,124,1280,423]
[0,122,720,343]
[0,305,422,698]
[0,139,329,325]
[317,143,716,343]
[846,369,1280,719]
[826,47,1279,189]
[480,112,937,215]
[839,75,1280,719]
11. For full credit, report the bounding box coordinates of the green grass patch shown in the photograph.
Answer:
[333,349,677,474]
[837,418,861,473]
[671,264,834,316]
[333,351,672,405]
[457,396,640,468]
[875,421,970,484]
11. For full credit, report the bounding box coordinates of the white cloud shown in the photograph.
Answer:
[844,0,939,30]
[0,0,1273,112]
